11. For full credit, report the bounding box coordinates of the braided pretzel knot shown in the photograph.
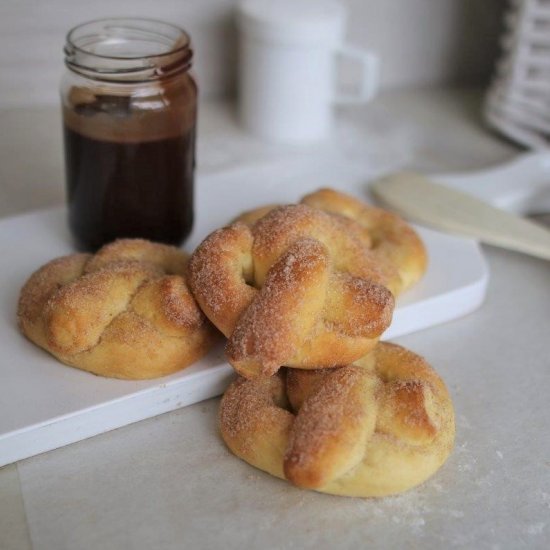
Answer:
[18,239,216,379]
[237,187,428,296]
[188,204,395,378]
[220,342,455,497]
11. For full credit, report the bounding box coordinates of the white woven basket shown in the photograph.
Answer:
[485,0,550,149]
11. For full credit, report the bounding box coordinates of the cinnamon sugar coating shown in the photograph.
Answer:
[236,187,428,296]
[18,239,218,379]
[220,342,455,497]
[189,204,395,378]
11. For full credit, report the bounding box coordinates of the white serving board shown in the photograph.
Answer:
[0,157,490,467]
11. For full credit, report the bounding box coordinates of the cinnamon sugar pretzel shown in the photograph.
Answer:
[18,239,217,379]
[188,204,395,378]
[220,342,455,497]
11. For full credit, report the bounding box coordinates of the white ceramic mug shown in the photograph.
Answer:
[238,0,379,144]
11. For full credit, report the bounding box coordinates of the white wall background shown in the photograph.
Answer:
[0,0,504,107]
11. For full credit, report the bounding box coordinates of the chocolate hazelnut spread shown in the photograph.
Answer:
[61,19,197,251]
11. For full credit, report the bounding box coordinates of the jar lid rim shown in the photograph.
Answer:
[66,17,190,61]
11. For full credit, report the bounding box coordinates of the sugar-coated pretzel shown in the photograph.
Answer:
[188,204,395,378]
[220,342,455,497]
[18,239,217,379]
[236,187,428,296]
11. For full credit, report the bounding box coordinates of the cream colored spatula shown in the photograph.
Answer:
[371,172,550,261]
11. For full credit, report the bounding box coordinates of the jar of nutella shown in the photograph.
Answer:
[61,18,197,250]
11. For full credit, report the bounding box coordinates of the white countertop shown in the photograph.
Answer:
[1,89,549,550]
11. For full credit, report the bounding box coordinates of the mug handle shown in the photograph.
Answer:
[333,45,380,104]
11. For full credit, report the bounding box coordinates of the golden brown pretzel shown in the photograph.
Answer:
[220,342,455,497]
[188,205,395,378]
[236,187,428,296]
[18,239,217,379]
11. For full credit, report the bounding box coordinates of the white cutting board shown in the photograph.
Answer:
[0,156,493,467]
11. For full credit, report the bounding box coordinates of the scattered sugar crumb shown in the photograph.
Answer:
[525,523,545,536]
[410,517,425,528]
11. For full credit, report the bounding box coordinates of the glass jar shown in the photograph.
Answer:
[61,18,197,251]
